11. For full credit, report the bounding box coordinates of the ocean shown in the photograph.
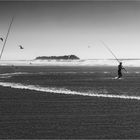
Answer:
[1,63,140,138]
[1,65,140,100]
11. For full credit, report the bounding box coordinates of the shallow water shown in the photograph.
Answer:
[1,66,140,99]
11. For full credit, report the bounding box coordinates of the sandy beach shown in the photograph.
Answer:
[1,85,140,139]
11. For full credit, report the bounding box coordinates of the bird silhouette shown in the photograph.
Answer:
[19,45,24,49]
[0,38,3,42]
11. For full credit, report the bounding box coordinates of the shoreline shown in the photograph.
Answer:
[1,81,140,101]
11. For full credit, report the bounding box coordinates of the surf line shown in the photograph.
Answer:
[0,81,140,101]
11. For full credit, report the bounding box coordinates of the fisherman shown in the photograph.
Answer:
[100,41,127,79]
[117,62,126,79]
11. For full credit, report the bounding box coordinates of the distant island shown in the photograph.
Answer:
[35,55,80,60]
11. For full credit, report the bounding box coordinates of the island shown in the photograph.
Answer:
[35,55,80,60]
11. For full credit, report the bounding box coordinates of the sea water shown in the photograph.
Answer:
[0,65,140,101]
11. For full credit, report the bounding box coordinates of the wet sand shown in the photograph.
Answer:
[1,86,140,139]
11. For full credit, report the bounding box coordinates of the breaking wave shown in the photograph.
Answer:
[0,72,29,76]
[0,82,140,101]
[0,72,32,79]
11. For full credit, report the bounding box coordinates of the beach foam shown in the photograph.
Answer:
[0,82,140,101]
[0,72,32,78]
[0,72,29,76]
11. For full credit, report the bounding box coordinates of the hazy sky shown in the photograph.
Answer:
[0,1,140,60]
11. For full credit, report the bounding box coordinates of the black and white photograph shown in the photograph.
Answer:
[1,0,140,139]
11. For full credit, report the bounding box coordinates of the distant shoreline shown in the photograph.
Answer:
[1,58,140,61]
[0,59,140,67]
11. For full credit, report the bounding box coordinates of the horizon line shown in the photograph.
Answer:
[1,58,140,61]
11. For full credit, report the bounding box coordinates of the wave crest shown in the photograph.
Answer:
[0,82,140,101]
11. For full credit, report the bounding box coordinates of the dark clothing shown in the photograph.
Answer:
[118,64,123,78]
[118,70,122,78]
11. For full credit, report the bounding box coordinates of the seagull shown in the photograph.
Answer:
[19,45,24,49]
[0,38,3,42]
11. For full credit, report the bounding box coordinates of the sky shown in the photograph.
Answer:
[0,1,140,60]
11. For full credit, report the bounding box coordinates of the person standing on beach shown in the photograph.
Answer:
[117,62,126,79]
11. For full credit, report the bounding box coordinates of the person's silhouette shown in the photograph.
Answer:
[118,62,125,79]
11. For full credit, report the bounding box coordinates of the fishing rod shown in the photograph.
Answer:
[101,40,127,72]
[101,40,120,63]
[0,16,14,60]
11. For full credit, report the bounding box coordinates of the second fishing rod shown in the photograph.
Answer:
[101,40,127,73]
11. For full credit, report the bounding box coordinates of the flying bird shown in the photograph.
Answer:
[19,45,24,49]
[0,38,3,42]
